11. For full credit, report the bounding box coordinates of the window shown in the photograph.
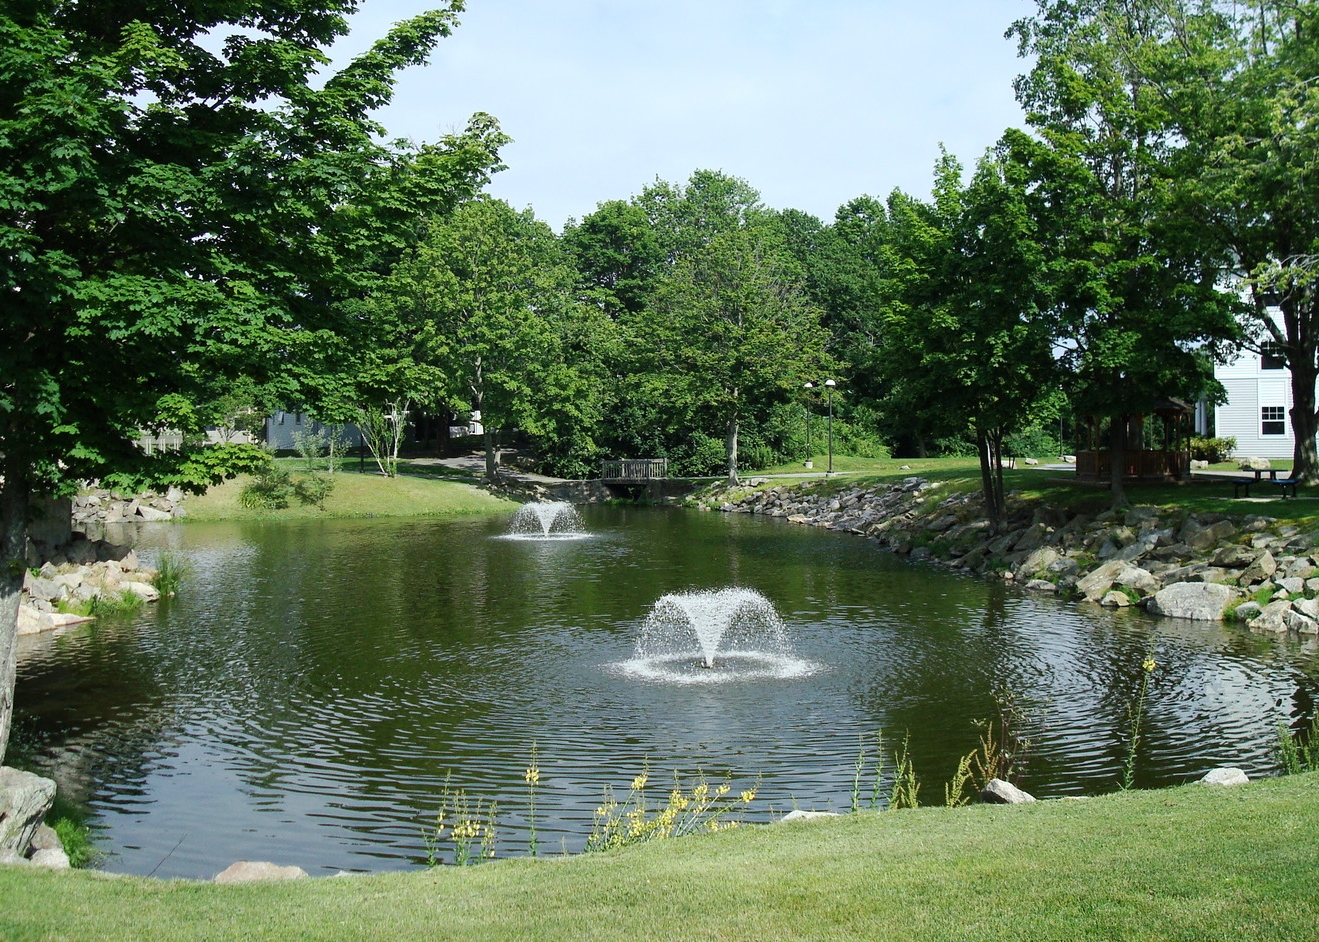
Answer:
[1261,342,1286,370]
[1262,406,1286,436]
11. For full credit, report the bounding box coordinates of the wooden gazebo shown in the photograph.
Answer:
[1074,398,1194,482]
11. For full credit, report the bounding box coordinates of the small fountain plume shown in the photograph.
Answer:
[505,501,588,540]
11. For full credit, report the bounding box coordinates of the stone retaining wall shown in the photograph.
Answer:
[695,477,1319,638]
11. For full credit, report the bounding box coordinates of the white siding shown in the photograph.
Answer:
[1213,309,1311,459]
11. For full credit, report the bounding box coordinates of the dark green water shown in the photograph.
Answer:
[13,505,1319,878]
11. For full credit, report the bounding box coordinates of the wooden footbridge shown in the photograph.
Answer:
[599,458,669,482]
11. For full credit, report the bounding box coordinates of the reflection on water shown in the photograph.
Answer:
[14,506,1319,878]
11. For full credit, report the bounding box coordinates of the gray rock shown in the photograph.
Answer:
[980,779,1036,804]
[1211,545,1257,568]
[778,810,841,823]
[1076,560,1129,601]
[1100,590,1132,608]
[1247,600,1293,634]
[29,847,71,869]
[1024,579,1058,593]
[1293,598,1319,620]
[1287,609,1319,635]
[1240,551,1279,586]
[1232,601,1263,622]
[1146,582,1236,621]
[0,768,56,861]
[1277,576,1307,596]
[214,861,310,883]
[1239,457,1272,471]
[1199,767,1249,787]
[1014,546,1061,582]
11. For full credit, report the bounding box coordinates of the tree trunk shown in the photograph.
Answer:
[976,427,1007,531]
[725,417,740,485]
[0,469,30,765]
[1289,351,1319,484]
[1109,415,1129,509]
[484,427,499,482]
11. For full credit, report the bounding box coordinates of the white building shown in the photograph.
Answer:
[1215,310,1304,459]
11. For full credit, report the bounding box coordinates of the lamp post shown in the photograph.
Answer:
[803,382,814,469]
[824,379,836,475]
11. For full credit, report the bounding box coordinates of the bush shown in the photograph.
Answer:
[237,464,294,509]
[293,473,335,510]
[1189,436,1236,463]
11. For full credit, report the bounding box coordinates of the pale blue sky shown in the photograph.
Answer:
[338,1,1035,230]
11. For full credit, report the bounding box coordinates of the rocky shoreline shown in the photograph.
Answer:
[695,476,1319,638]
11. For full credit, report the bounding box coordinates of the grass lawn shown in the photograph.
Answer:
[2,773,1316,941]
[746,455,1319,526]
[180,468,517,522]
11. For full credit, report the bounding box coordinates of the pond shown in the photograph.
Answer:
[13,504,1319,878]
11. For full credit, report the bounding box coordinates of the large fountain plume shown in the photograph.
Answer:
[622,588,814,684]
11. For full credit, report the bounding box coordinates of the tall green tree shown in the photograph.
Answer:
[378,197,595,481]
[877,150,1056,526]
[635,220,832,484]
[1187,2,1319,480]
[1010,0,1238,506]
[0,0,505,762]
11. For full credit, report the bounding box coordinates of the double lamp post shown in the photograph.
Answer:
[803,379,836,476]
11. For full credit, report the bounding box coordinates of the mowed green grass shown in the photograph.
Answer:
[180,468,517,522]
[748,455,1319,526]
[2,773,1316,942]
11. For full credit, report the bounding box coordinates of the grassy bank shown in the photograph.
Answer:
[180,469,517,522]
[2,773,1315,941]
[751,455,1319,525]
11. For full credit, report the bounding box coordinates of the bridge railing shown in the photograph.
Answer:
[600,458,669,481]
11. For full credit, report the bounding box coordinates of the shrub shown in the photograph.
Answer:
[292,473,335,510]
[1189,436,1237,463]
[238,464,293,509]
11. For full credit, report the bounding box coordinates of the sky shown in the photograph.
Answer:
[336,1,1036,231]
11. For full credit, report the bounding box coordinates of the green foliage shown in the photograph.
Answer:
[292,474,335,511]
[423,777,497,867]
[585,767,756,852]
[1121,657,1158,791]
[238,465,295,510]
[1276,715,1319,775]
[1189,436,1237,464]
[152,553,189,599]
[888,734,921,810]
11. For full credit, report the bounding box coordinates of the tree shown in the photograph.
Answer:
[377,197,591,481]
[1186,2,1319,481]
[875,150,1056,526]
[1010,0,1239,506]
[0,1,505,762]
[635,220,832,484]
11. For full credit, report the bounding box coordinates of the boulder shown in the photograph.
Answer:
[1014,546,1060,582]
[1199,768,1249,787]
[1145,582,1236,621]
[980,779,1036,804]
[1247,600,1293,634]
[0,768,56,861]
[1238,457,1272,471]
[1239,551,1278,586]
[778,810,841,823]
[1100,590,1131,608]
[1075,560,1129,601]
[1024,579,1058,593]
[1287,609,1319,635]
[214,861,309,884]
[1211,545,1257,568]
[135,505,172,522]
